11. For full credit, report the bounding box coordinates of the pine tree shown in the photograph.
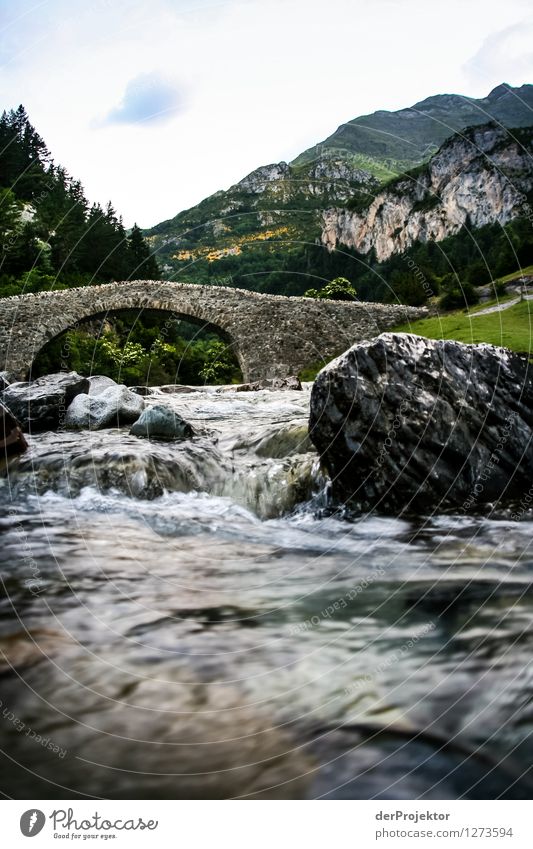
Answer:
[127,224,159,279]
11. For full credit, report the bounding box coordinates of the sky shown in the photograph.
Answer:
[1,0,533,228]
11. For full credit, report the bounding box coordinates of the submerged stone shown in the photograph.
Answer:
[130,404,194,441]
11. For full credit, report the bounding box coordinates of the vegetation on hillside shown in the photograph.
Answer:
[304,276,357,300]
[0,105,159,295]
[394,298,533,354]
[293,84,533,171]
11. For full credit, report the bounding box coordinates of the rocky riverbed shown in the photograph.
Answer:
[1,340,533,798]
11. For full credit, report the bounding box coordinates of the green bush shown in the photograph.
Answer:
[439,281,480,311]
[304,276,357,301]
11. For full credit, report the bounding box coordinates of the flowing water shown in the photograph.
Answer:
[1,385,533,799]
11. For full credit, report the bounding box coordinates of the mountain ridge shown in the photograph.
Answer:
[145,83,533,297]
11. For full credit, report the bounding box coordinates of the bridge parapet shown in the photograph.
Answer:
[0,280,427,381]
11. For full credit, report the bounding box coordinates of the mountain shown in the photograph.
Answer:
[146,155,378,293]
[294,83,533,178]
[322,123,533,261]
[146,83,533,297]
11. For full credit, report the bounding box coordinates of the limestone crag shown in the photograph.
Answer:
[322,124,533,261]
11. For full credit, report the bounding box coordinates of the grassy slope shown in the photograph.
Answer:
[395,299,533,353]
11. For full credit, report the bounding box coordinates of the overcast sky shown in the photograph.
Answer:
[1,0,532,227]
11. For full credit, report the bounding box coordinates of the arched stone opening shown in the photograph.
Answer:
[29,306,245,386]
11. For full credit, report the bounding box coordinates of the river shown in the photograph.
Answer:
[1,385,533,799]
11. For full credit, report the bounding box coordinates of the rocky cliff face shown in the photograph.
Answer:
[322,124,533,261]
[147,155,377,276]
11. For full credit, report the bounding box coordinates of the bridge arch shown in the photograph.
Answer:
[30,303,246,383]
[0,280,427,382]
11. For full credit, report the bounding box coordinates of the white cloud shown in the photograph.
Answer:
[99,72,187,126]
[0,0,530,227]
[464,19,533,85]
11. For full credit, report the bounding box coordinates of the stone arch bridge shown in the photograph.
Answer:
[0,281,426,382]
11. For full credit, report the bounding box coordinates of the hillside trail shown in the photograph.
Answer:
[469,293,533,317]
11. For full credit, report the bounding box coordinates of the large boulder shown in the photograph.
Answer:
[1,401,27,460]
[1,372,89,432]
[87,375,119,396]
[65,385,144,430]
[130,404,193,440]
[309,333,533,513]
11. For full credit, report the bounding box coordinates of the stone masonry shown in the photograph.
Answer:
[0,281,427,382]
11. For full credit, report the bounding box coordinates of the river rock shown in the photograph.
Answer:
[87,375,119,396]
[266,376,302,391]
[130,404,194,440]
[309,333,533,512]
[1,372,89,432]
[65,385,144,430]
[129,385,154,397]
[234,382,262,392]
[0,372,11,392]
[159,384,198,394]
[1,401,27,459]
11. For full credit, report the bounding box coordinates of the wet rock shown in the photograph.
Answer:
[255,423,313,458]
[1,401,27,459]
[87,375,118,396]
[266,375,302,391]
[65,385,144,430]
[224,377,302,392]
[1,372,89,432]
[129,385,154,397]
[309,333,533,513]
[130,404,194,441]
[234,382,262,392]
[0,372,11,392]
[10,430,221,499]
[159,384,198,394]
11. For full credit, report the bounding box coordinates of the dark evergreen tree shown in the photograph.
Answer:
[127,224,159,279]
